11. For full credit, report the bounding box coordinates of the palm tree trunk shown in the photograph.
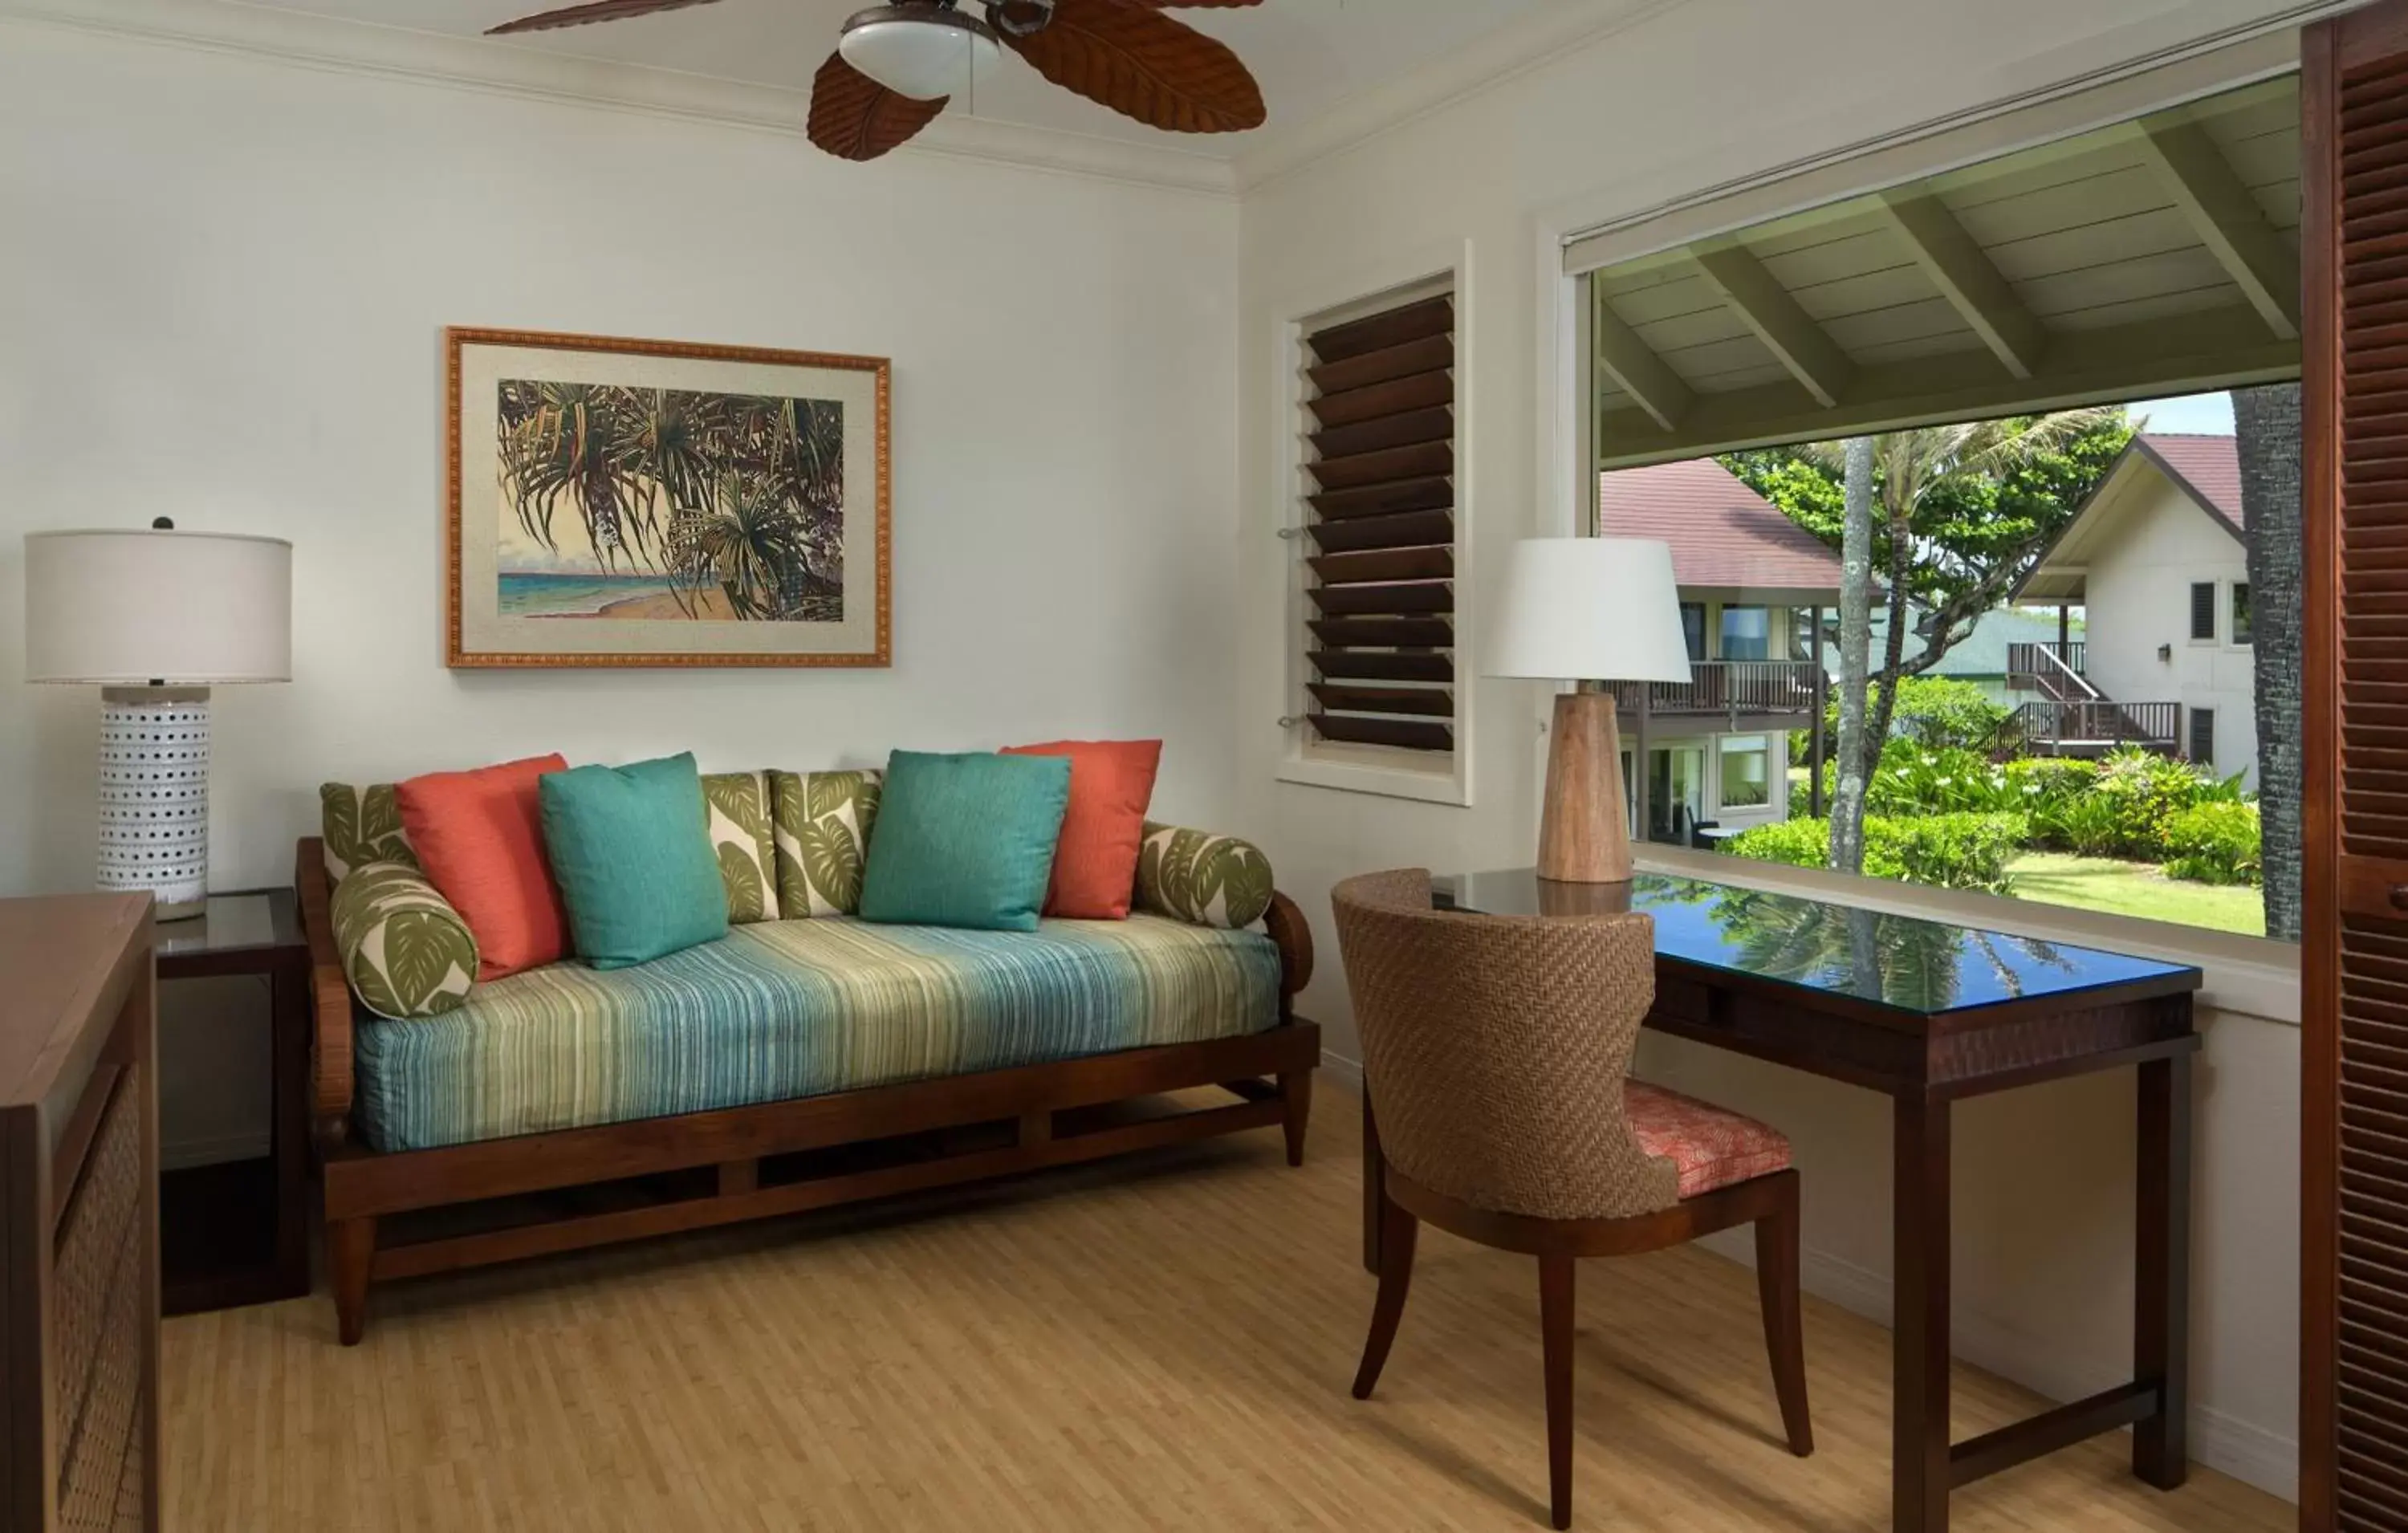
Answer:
[2233,382,2303,941]
[1832,437,1877,876]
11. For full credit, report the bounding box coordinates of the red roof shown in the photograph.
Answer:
[2135,433,2243,530]
[1597,458,1844,594]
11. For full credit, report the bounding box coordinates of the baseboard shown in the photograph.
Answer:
[161,1130,269,1173]
[1695,1229,2298,1503]
[1319,1050,1364,1094]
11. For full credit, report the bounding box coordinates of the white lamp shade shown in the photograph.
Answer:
[25,528,292,685]
[839,7,1003,100]
[1482,537,1694,684]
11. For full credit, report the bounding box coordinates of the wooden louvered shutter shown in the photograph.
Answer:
[2307,8,2408,1527]
[1300,294,1457,754]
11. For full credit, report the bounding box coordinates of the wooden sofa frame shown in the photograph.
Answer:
[296,838,1320,1344]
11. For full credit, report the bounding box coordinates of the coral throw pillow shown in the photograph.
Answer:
[394,754,570,980]
[1002,740,1162,919]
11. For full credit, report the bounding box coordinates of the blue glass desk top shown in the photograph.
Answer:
[1434,869,2201,1019]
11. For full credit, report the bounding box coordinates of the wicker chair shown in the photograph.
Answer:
[1332,868,1812,1530]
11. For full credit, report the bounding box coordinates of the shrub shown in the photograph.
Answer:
[1865,742,2011,816]
[1721,812,2027,895]
[2000,758,2099,848]
[1815,676,2014,757]
[2162,801,2263,886]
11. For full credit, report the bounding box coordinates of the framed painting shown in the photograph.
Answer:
[446,327,891,668]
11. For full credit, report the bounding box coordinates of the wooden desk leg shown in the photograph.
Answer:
[1362,1088,1384,1276]
[2133,1052,2194,1489]
[1894,1092,1953,1533]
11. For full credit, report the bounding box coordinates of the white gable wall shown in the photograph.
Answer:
[2080,473,2260,785]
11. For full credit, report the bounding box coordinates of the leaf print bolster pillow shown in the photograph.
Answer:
[1134,822,1276,930]
[329,863,480,1019]
[769,770,883,917]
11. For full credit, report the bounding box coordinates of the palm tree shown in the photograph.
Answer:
[2233,383,2303,941]
[1833,436,1876,875]
[497,383,661,568]
[669,477,811,620]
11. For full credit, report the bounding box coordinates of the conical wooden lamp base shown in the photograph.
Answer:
[1537,691,1634,884]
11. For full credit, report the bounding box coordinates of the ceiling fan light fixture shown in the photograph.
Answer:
[838,4,1003,102]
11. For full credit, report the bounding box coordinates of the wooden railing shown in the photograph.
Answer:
[2000,699,2180,755]
[1608,660,1824,718]
[2005,642,2097,701]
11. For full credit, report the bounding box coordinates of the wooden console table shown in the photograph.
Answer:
[1369,868,2203,1533]
[1,893,160,1531]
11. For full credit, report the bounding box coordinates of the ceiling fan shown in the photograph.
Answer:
[485,0,1268,161]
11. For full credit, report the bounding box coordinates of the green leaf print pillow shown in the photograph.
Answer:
[769,770,883,917]
[1134,822,1275,929]
[329,862,479,1019]
[702,771,781,924]
[320,782,417,887]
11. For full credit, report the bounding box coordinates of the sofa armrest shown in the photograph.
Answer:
[1264,890,1314,1015]
[296,836,356,1151]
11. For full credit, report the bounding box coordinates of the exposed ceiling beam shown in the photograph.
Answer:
[1598,305,2298,469]
[2129,117,2301,341]
[1874,189,2048,380]
[1592,291,1690,431]
[1689,243,1855,408]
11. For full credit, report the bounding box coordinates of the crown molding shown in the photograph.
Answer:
[1232,0,1698,193]
[0,0,1241,197]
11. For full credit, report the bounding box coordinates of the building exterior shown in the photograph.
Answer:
[1599,458,1844,841]
[2015,433,2256,784]
[1833,606,2088,708]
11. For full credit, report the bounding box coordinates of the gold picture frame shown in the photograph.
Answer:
[445,326,892,669]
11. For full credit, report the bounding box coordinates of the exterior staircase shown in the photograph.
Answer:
[2000,642,2180,758]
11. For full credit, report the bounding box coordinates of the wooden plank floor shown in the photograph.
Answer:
[162,1086,2290,1531]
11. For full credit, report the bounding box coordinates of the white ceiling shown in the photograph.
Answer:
[242,0,1563,155]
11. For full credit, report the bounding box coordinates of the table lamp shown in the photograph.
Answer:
[1484,538,1693,884]
[23,521,292,920]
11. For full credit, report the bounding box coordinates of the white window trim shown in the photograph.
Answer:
[1716,734,1774,814]
[1272,239,1475,807]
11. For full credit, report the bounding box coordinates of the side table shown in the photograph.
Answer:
[156,888,311,1314]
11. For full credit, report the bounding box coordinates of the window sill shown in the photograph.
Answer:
[1632,844,2300,1026]
[1276,748,1471,807]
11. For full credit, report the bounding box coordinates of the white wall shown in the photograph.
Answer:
[1236,0,2307,1499]
[0,19,1239,1153]
[2083,473,2260,783]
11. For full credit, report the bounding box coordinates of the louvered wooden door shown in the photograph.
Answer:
[2308,7,2408,1527]
[1300,294,1458,755]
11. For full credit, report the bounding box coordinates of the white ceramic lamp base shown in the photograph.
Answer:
[96,686,211,921]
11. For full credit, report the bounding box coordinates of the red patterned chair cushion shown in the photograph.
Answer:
[1625,1081,1792,1198]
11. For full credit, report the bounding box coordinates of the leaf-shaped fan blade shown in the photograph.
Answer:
[1004,0,1265,134]
[807,53,950,161]
[486,0,721,35]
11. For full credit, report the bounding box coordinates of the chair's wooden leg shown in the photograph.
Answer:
[1351,1193,1419,1400]
[329,1215,376,1347]
[1540,1254,1577,1531]
[1755,1172,1815,1457]
[1279,1069,1312,1168]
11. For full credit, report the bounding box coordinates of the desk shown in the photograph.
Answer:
[154,888,312,1314]
[1375,868,2203,1533]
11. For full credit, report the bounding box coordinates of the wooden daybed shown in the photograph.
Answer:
[295,837,1320,1344]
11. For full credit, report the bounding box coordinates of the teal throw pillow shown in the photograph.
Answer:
[539,753,729,969]
[857,750,1072,933]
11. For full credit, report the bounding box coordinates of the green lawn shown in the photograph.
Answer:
[2007,852,2265,937]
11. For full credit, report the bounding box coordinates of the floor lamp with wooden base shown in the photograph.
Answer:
[1486,539,1696,887]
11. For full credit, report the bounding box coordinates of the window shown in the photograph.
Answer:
[1719,735,1771,809]
[2190,706,2216,767]
[1720,606,1772,661]
[2190,582,2218,642]
[1679,602,1706,663]
[1647,746,1706,844]
[2232,583,2252,645]
[1293,287,1458,791]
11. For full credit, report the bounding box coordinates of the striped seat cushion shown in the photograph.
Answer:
[354,914,1283,1153]
[1625,1081,1792,1198]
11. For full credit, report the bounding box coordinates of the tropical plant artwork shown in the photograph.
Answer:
[449,329,889,669]
[495,382,847,625]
